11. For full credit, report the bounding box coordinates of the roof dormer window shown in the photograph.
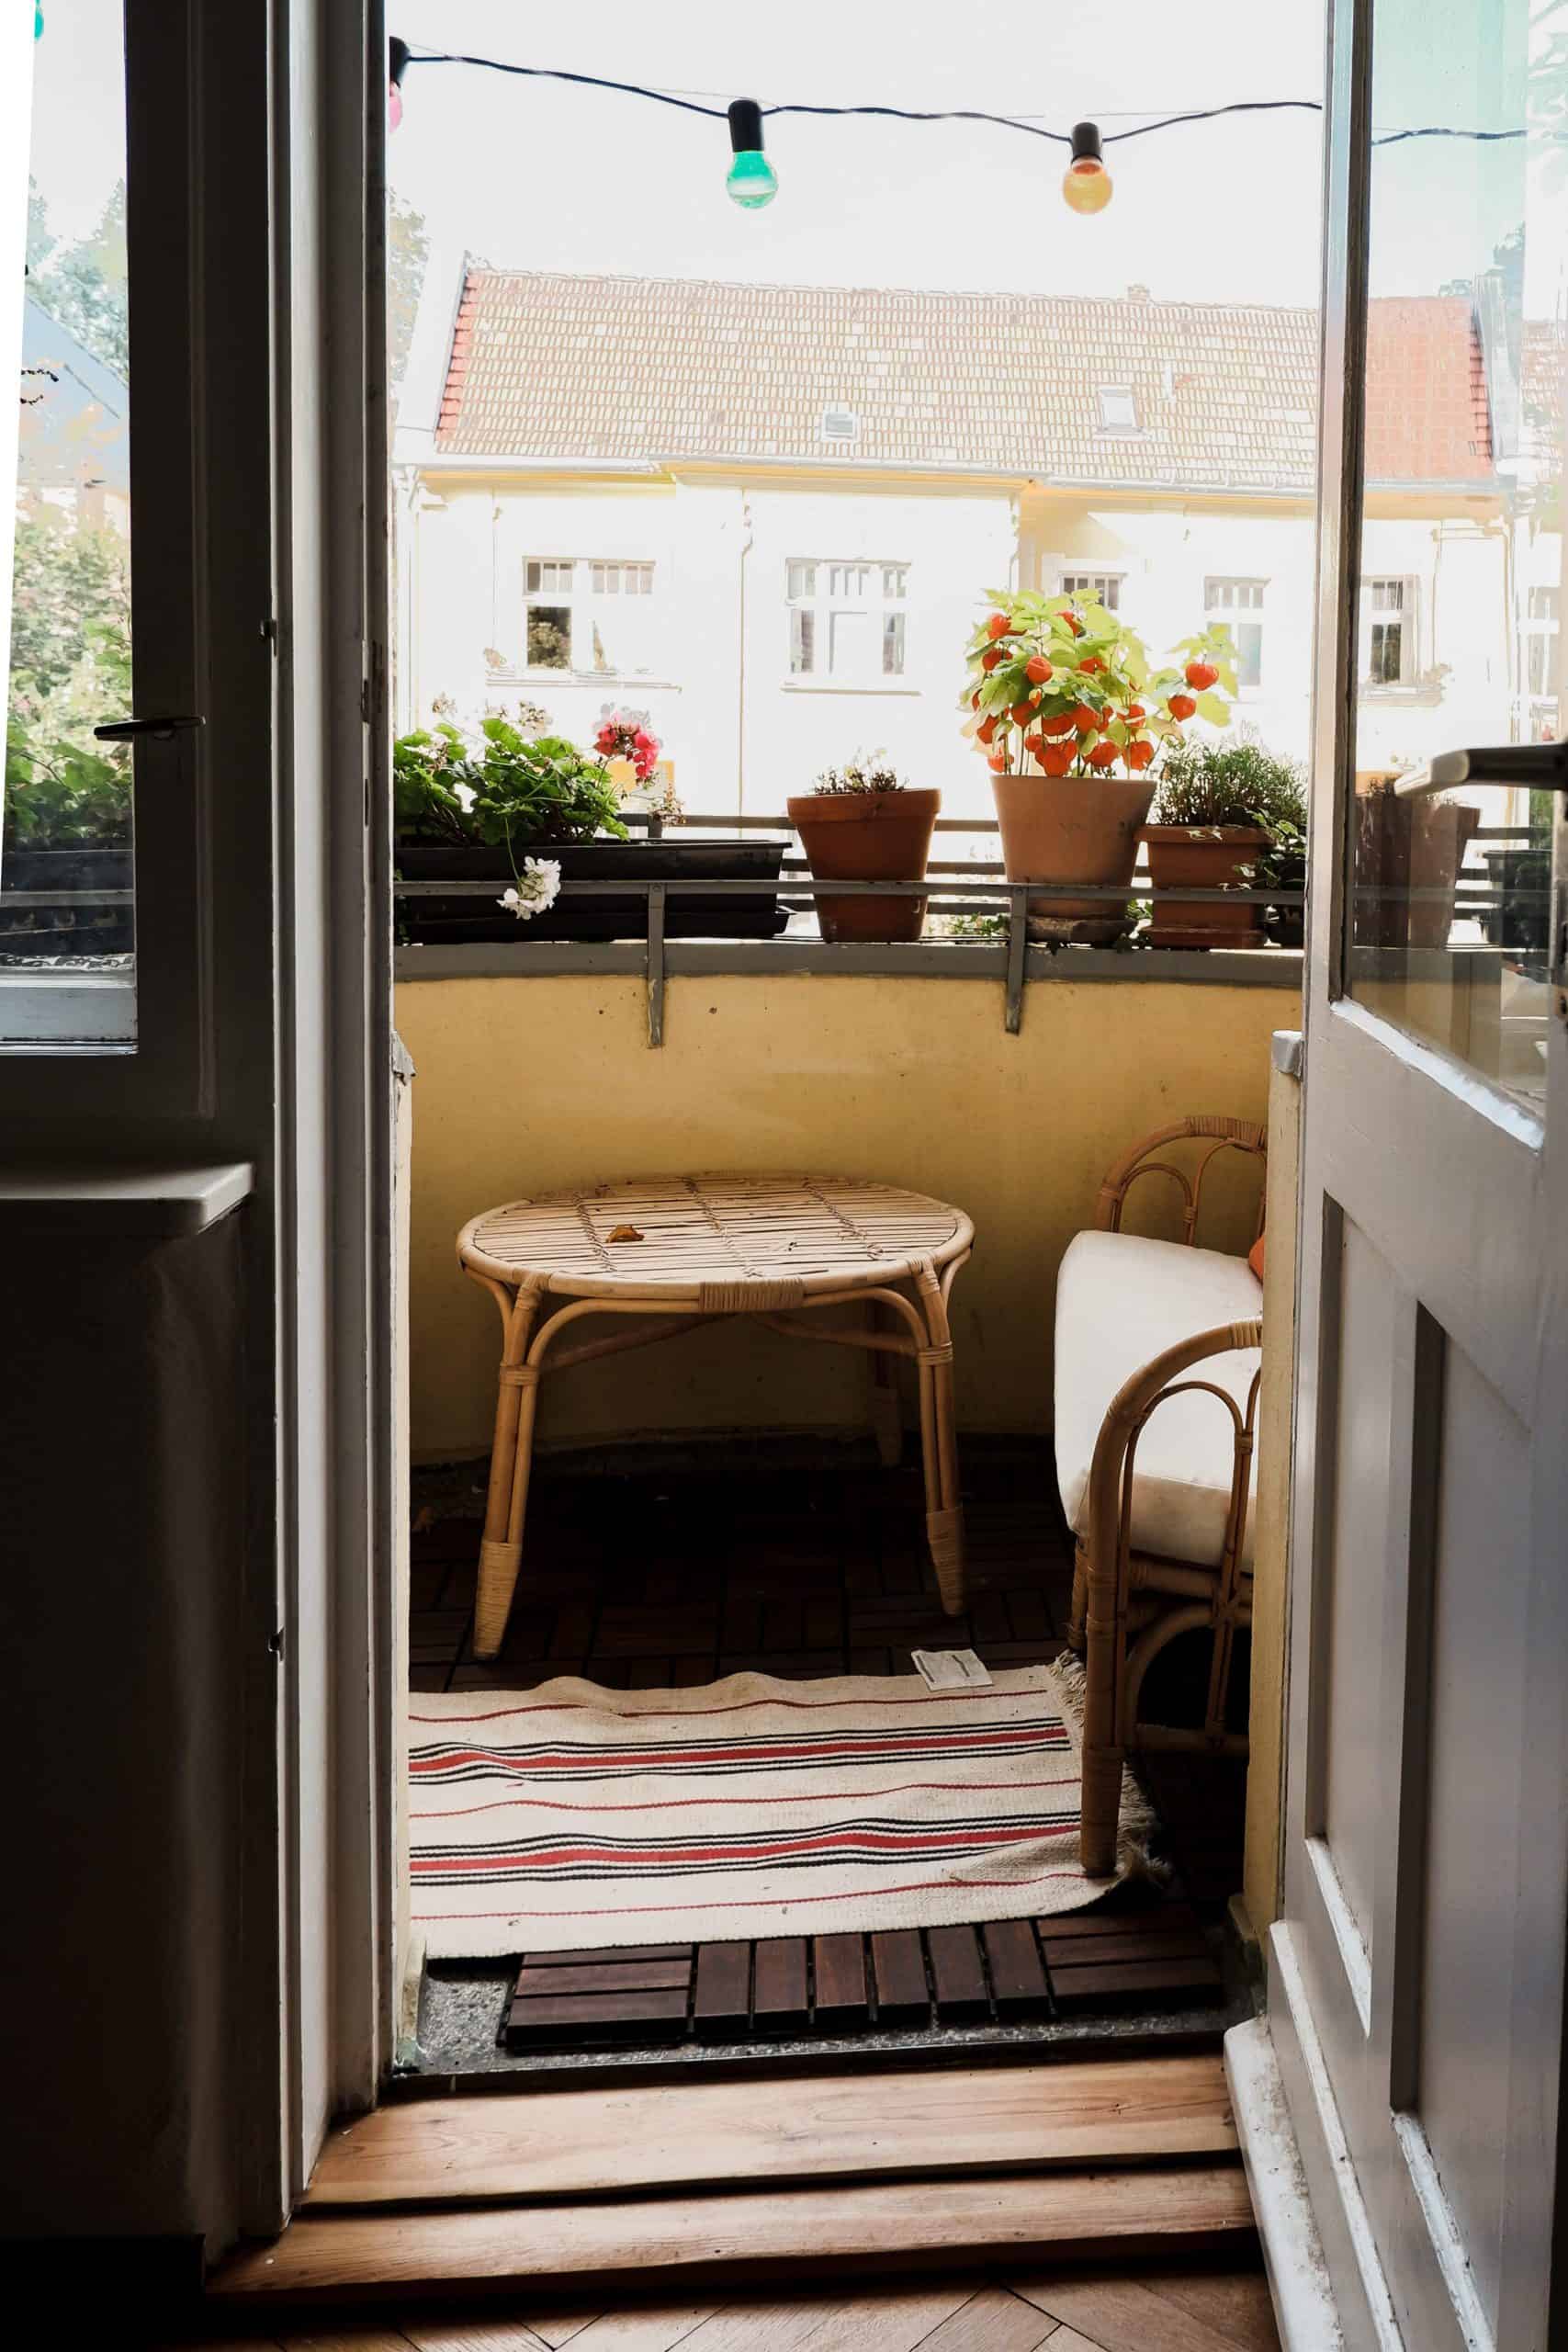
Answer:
[1096,386,1139,434]
[820,403,860,443]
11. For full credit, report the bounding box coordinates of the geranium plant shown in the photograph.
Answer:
[594,705,662,785]
[960,589,1236,778]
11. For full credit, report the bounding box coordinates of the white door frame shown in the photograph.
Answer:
[1261,1,1568,2342]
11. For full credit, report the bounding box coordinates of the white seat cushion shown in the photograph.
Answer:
[1055,1229,1264,1569]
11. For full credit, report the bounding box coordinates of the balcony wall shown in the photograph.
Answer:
[395,967,1299,1464]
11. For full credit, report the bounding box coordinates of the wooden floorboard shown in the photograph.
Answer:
[303,2054,1238,2210]
[212,2163,1258,2301]
[162,2260,1281,2349]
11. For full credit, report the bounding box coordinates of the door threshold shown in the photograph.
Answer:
[209,2050,1258,2304]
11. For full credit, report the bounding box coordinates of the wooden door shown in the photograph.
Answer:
[1274,1,1568,2345]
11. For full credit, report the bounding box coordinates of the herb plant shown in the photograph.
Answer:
[813,752,905,797]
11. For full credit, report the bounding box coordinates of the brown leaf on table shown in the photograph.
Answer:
[605,1224,645,1243]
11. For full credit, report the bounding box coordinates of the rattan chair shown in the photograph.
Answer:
[1055,1117,1267,1877]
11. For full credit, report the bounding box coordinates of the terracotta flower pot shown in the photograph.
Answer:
[991,774,1154,934]
[1352,790,1481,949]
[787,788,941,944]
[1137,824,1269,947]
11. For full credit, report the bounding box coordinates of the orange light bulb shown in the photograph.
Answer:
[1063,121,1111,214]
[1062,156,1112,213]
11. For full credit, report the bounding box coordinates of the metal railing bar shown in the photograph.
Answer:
[394,876,1308,906]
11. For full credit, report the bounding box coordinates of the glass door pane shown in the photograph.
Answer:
[1345,0,1566,1113]
[3,0,134,1048]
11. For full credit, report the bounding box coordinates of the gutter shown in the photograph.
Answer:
[399,451,1505,504]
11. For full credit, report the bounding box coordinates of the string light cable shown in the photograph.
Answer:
[385,46,1540,214]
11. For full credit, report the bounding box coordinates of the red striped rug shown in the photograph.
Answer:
[408,1663,1145,1957]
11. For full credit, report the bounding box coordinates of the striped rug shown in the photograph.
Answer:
[409,1662,1145,1957]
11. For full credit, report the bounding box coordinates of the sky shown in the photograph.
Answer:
[17,0,1551,318]
[387,0,1335,310]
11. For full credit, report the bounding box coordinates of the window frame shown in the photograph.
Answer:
[1205,575,1269,693]
[1059,571,1123,614]
[522,555,658,677]
[784,555,909,684]
[1357,572,1418,691]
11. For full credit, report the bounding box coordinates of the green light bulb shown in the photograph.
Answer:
[726,149,778,209]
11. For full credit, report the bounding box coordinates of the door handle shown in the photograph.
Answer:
[93,713,206,741]
[1393,741,1568,797]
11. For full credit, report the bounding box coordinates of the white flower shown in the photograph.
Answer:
[497,857,563,921]
[452,780,476,812]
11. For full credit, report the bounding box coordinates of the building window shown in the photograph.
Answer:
[820,404,860,443]
[1526,586,1560,732]
[1096,386,1139,432]
[1060,571,1122,613]
[1205,576,1267,690]
[1359,575,1416,687]
[524,557,656,673]
[786,557,908,680]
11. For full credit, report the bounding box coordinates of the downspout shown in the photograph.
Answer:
[737,495,753,815]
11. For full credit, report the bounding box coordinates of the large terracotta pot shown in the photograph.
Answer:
[990,774,1154,932]
[1352,789,1481,948]
[1137,824,1269,947]
[787,787,941,944]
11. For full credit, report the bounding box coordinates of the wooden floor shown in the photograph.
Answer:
[168,2262,1280,2346]
[412,1444,1247,2074]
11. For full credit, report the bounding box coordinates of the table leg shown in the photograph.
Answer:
[915,1264,965,1615]
[475,1278,546,1658]
[867,1301,903,1467]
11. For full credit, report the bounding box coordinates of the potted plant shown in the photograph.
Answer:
[960,590,1234,942]
[1352,773,1481,951]
[395,705,784,945]
[1138,735,1303,947]
[786,754,940,944]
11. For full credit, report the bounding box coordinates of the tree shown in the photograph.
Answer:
[26,180,130,381]
[5,515,132,850]
[388,192,429,405]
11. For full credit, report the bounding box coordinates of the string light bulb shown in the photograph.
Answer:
[726,98,778,209]
[1062,120,1111,213]
[389,37,410,132]
[34,2,43,36]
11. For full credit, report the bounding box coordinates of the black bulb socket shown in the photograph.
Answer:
[389,37,411,91]
[1069,121,1104,164]
[728,98,766,156]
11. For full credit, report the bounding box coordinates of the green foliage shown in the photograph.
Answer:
[391,714,630,850]
[388,193,429,404]
[814,752,905,796]
[392,722,473,842]
[5,512,133,849]
[27,179,129,379]
[1153,736,1307,833]
[959,587,1236,778]
[469,719,628,847]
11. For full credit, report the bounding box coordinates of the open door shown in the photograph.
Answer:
[1273,0,1568,2343]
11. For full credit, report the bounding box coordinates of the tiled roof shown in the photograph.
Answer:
[434,269,1495,492]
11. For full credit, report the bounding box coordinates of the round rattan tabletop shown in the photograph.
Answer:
[458,1172,974,1304]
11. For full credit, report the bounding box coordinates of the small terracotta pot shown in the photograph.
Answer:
[787,787,941,944]
[991,774,1154,928]
[1137,824,1269,947]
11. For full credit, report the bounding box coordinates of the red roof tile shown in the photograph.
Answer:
[430,270,1498,492]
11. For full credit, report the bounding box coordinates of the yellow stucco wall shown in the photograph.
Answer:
[396,972,1299,1464]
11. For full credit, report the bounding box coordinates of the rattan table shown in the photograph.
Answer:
[457,1174,975,1657]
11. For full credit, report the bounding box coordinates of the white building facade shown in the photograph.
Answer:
[395,270,1549,822]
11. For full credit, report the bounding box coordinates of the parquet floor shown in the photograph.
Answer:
[164,2261,1280,2347]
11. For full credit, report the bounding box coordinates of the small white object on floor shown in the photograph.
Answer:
[911,1647,993,1690]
